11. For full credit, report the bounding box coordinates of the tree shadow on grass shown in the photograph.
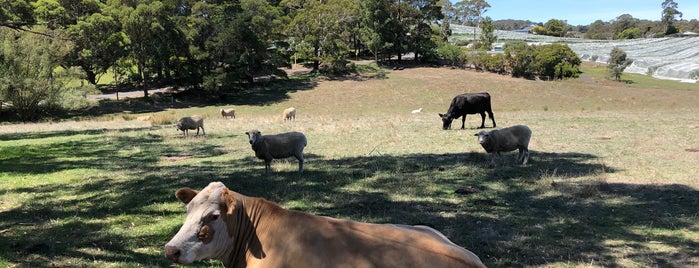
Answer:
[1,138,696,267]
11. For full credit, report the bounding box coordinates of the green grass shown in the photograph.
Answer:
[1,64,698,267]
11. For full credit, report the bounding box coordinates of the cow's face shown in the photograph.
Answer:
[439,113,452,130]
[165,182,235,264]
[245,130,262,144]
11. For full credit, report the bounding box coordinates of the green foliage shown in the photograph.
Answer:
[544,19,567,37]
[504,40,536,78]
[616,27,642,39]
[533,43,581,80]
[436,43,466,66]
[472,52,505,73]
[0,28,91,121]
[530,25,546,35]
[478,16,496,50]
[662,0,682,35]
[607,47,632,81]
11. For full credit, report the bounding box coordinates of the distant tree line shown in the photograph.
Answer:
[0,0,694,121]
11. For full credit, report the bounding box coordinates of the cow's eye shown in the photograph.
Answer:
[202,213,219,225]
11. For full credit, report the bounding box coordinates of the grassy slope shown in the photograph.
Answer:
[0,64,697,267]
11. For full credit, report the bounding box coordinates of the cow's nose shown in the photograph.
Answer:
[165,245,181,262]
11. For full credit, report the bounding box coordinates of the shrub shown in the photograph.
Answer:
[607,47,632,81]
[533,44,581,79]
[616,28,642,40]
[505,41,536,78]
[436,43,466,67]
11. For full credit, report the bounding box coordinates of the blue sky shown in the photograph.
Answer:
[473,0,699,25]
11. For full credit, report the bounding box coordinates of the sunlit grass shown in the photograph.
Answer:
[1,65,698,267]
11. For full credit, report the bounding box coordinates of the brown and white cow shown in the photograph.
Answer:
[165,181,486,268]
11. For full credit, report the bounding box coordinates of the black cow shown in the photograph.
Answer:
[438,92,496,130]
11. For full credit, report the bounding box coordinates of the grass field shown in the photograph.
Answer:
[1,63,698,267]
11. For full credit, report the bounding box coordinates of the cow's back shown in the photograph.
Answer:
[252,211,486,268]
[450,93,491,115]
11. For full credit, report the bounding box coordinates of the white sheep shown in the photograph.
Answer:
[474,124,531,165]
[176,115,205,137]
[283,107,296,121]
[220,108,235,119]
[245,129,307,174]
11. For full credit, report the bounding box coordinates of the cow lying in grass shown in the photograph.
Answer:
[165,182,486,268]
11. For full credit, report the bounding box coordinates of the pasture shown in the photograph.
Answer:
[1,64,698,267]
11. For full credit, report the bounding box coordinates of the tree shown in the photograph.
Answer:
[478,16,496,50]
[284,0,358,72]
[607,47,632,81]
[584,20,613,40]
[454,0,490,41]
[1,0,36,30]
[661,0,682,35]
[0,28,93,121]
[544,19,567,37]
[611,14,638,36]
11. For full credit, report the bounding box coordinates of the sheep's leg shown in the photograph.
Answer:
[517,149,523,164]
[490,152,498,166]
[296,155,304,173]
[478,112,486,129]
[264,160,272,175]
[522,149,529,165]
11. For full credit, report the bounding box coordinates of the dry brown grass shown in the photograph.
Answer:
[1,64,697,267]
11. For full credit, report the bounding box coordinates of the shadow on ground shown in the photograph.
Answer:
[0,130,696,267]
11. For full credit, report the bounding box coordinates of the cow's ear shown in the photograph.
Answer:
[220,189,238,216]
[175,187,199,204]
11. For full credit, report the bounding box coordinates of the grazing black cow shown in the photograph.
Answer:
[438,92,496,130]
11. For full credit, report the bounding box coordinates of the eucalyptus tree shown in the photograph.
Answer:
[453,0,489,40]
[204,0,286,87]
[661,0,682,35]
[544,19,567,37]
[120,1,191,96]
[282,0,359,72]
[478,16,496,50]
[403,0,444,62]
[359,0,402,62]
[608,47,632,81]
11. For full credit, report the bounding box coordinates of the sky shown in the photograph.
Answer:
[474,0,699,26]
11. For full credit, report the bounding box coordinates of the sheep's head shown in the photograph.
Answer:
[245,130,262,144]
[439,113,453,130]
[475,131,491,145]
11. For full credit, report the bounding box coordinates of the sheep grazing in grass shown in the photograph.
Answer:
[283,107,296,121]
[475,125,531,165]
[245,129,307,175]
[176,115,205,137]
[220,108,235,119]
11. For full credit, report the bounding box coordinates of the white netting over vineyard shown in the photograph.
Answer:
[451,25,699,82]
